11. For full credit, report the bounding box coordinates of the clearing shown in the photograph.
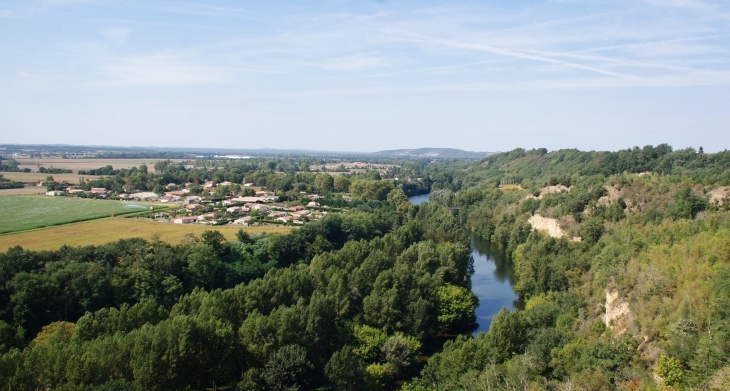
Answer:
[0,172,103,183]
[0,218,293,251]
[12,157,189,173]
[0,196,161,234]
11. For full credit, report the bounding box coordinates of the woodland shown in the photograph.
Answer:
[1,144,730,390]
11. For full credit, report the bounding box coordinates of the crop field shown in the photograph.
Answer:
[0,196,161,234]
[0,218,293,251]
[12,158,190,173]
[0,186,48,196]
[0,172,103,183]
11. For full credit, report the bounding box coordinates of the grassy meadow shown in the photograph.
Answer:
[0,218,294,251]
[0,196,161,234]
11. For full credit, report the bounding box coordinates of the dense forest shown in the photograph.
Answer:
[405,145,730,390]
[2,144,730,390]
[0,191,479,390]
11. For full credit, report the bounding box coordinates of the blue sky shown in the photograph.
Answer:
[2,0,729,152]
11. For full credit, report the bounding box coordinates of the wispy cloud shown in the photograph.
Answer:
[95,54,222,87]
[312,54,386,70]
[100,28,131,44]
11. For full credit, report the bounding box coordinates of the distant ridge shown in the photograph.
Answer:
[371,148,493,159]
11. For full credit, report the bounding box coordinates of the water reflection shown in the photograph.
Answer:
[469,235,520,335]
[470,235,517,286]
[407,194,521,335]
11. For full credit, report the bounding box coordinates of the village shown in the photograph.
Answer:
[43,179,347,228]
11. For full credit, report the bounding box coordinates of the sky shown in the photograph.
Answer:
[1,0,730,153]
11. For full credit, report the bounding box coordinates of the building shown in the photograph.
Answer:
[160,195,180,203]
[45,190,63,196]
[307,202,320,207]
[129,192,159,200]
[249,204,268,212]
[226,206,244,214]
[185,204,204,211]
[232,216,253,226]
[173,216,197,224]
[90,188,107,195]
[289,205,304,212]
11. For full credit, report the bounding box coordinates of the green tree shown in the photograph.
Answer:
[263,344,313,391]
[436,284,478,330]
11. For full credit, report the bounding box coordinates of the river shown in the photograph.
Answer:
[408,193,519,334]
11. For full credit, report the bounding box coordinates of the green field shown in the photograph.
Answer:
[0,196,159,234]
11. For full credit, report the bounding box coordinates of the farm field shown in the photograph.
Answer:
[0,172,103,183]
[12,158,189,173]
[0,196,161,234]
[0,218,294,251]
[0,186,48,195]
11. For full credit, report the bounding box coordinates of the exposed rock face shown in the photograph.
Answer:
[604,289,633,336]
[528,214,565,239]
[709,187,730,205]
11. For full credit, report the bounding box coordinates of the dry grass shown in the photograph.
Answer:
[13,158,189,173]
[499,184,523,191]
[0,186,49,195]
[0,172,104,183]
[0,218,294,252]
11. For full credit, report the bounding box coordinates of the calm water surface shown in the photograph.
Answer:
[408,194,519,334]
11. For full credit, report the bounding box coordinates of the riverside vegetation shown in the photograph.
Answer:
[1,144,729,390]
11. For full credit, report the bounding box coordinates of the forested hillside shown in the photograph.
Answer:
[0,191,479,390]
[405,145,730,390]
[2,145,730,390]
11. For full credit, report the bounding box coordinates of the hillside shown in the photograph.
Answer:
[406,145,730,390]
[372,148,492,159]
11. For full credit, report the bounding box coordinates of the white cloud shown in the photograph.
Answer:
[313,54,386,70]
[97,54,222,87]
[17,72,29,77]
[101,28,131,44]
[644,0,718,10]
[0,9,13,18]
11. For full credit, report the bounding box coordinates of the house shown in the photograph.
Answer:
[232,216,253,226]
[183,196,202,205]
[68,189,84,194]
[197,213,215,222]
[46,191,63,196]
[90,188,107,195]
[219,181,232,186]
[341,195,352,202]
[203,181,215,189]
[226,206,244,214]
[243,183,254,187]
[164,190,186,196]
[174,216,197,224]
[288,205,304,212]
[307,202,320,207]
[232,196,266,203]
[276,216,293,223]
[249,204,268,212]
[308,194,320,200]
[129,192,159,200]
[256,191,275,197]
[166,183,177,188]
[160,195,180,203]
[185,204,204,211]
